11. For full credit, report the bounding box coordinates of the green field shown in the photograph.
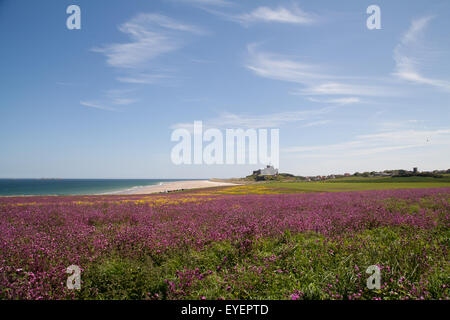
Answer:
[192,176,450,195]
[259,176,450,193]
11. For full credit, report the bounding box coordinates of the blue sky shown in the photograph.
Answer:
[0,0,449,178]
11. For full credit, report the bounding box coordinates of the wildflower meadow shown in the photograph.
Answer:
[0,187,448,300]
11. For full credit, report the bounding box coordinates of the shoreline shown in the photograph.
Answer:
[104,180,240,195]
[0,180,240,197]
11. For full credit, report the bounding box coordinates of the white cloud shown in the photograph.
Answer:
[246,44,330,83]
[210,110,324,128]
[116,74,171,84]
[84,13,203,110]
[376,119,423,132]
[297,82,393,96]
[246,44,394,97]
[393,16,450,91]
[358,129,450,144]
[282,129,450,158]
[402,16,433,45]
[173,0,232,7]
[111,98,137,105]
[301,120,331,128]
[236,5,316,25]
[80,101,116,111]
[93,13,203,70]
[171,106,334,130]
[80,89,138,111]
[307,97,361,105]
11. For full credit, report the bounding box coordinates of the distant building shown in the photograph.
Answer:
[253,165,278,176]
[260,165,278,176]
[344,173,351,177]
[413,167,418,174]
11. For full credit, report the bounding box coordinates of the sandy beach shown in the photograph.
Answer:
[115,180,239,195]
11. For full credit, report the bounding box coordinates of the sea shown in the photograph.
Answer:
[0,179,196,196]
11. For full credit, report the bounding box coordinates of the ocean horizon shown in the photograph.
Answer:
[0,179,204,196]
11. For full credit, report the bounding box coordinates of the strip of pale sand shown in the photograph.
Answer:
[114,180,239,195]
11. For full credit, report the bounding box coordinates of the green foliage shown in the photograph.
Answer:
[78,256,162,300]
[76,225,449,300]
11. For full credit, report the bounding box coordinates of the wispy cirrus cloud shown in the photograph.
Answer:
[296,82,393,96]
[209,109,329,128]
[375,119,424,132]
[283,128,450,158]
[171,105,335,131]
[80,101,117,112]
[245,15,449,98]
[196,3,317,28]
[80,89,138,111]
[84,13,204,110]
[105,89,138,105]
[116,73,172,84]
[235,4,317,25]
[246,44,330,83]
[301,120,331,128]
[93,13,204,77]
[393,16,450,91]
[172,0,232,7]
[306,97,361,105]
[246,44,394,97]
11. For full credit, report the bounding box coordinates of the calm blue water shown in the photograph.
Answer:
[0,179,195,196]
